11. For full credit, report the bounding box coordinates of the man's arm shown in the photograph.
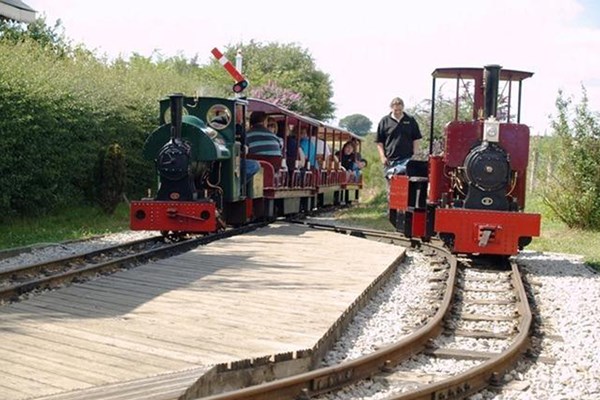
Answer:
[376,142,387,165]
[413,139,421,156]
[375,119,387,165]
[412,117,423,157]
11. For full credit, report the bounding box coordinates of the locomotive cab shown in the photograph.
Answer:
[389,65,541,256]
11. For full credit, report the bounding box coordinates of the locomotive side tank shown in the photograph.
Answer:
[389,65,541,256]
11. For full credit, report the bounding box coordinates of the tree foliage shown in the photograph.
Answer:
[214,41,336,120]
[339,114,373,135]
[409,87,472,154]
[250,80,303,110]
[541,88,600,229]
[0,17,71,56]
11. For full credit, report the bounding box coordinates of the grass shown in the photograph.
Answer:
[0,203,130,250]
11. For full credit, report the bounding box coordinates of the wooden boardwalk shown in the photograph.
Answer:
[0,223,404,400]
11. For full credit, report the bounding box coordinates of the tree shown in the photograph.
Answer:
[542,87,600,229]
[250,80,304,110]
[97,144,126,214]
[0,17,70,56]
[409,82,478,154]
[208,41,336,120]
[339,114,372,135]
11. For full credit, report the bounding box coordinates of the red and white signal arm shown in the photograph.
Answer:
[211,47,249,93]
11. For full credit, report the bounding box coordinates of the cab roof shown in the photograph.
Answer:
[432,67,534,81]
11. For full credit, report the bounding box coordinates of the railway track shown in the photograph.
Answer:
[0,224,266,304]
[180,222,533,400]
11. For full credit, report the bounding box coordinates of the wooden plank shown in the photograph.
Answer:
[463,286,512,293]
[5,328,190,370]
[0,331,170,376]
[0,336,137,381]
[5,304,236,364]
[452,329,512,339]
[0,359,88,390]
[0,371,57,395]
[461,313,516,322]
[426,348,501,360]
[8,300,325,354]
[36,368,208,400]
[0,385,28,399]
[462,298,514,305]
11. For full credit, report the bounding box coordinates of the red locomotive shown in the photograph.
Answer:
[389,65,541,256]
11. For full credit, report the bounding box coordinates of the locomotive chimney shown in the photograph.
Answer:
[169,93,184,140]
[484,64,501,118]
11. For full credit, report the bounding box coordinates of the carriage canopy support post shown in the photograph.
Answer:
[429,77,436,155]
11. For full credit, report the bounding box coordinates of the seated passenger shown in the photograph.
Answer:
[314,138,332,169]
[335,141,367,181]
[299,128,315,168]
[267,119,279,135]
[243,158,260,181]
[246,112,283,157]
[286,130,306,171]
[298,128,331,169]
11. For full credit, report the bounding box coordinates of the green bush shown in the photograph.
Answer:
[538,89,600,230]
[0,38,207,221]
[98,143,126,214]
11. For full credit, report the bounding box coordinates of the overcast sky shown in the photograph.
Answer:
[25,0,600,134]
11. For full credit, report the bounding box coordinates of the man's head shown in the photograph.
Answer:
[390,97,404,115]
[266,119,278,134]
[250,111,267,127]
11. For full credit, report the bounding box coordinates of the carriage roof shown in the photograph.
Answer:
[246,98,365,142]
[432,67,533,81]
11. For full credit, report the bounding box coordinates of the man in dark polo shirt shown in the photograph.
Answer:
[376,97,422,178]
